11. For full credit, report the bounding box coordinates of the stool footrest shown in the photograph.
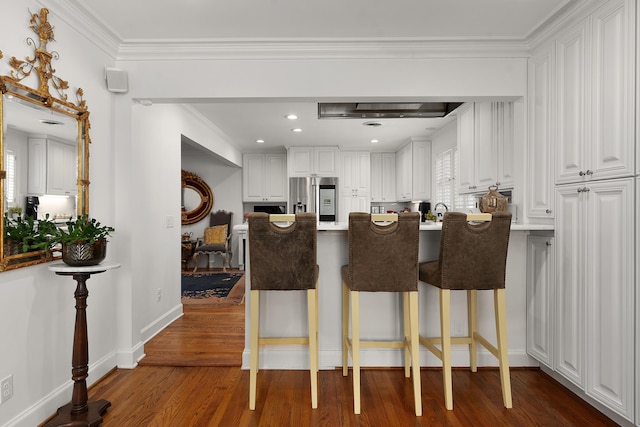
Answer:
[259,337,309,346]
[473,332,499,358]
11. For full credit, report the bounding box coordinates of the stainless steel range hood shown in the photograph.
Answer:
[317,102,463,119]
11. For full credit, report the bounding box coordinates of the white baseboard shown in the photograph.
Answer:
[4,351,117,427]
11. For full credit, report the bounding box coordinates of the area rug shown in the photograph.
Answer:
[181,272,245,305]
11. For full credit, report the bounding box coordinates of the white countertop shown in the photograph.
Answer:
[233,221,554,232]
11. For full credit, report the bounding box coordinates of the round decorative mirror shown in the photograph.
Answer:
[181,170,214,225]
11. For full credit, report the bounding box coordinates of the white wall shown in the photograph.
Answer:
[0,2,118,426]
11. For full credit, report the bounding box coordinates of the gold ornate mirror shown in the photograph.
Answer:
[181,170,213,225]
[0,8,91,271]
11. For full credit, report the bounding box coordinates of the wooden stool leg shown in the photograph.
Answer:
[495,289,513,408]
[342,281,349,376]
[249,290,260,410]
[351,290,361,414]
[308,288,318,409]
[468,290,478,372]
[403,292,411,378]
[440,289,453,410]
[409,291,422,416]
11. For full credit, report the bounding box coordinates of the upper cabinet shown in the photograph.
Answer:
[527,42,556,219]
[340,151,371,221]
[396,139,431,202]
[456,101,514,195]
[242,154,287,202]
[288,146,339,177]
[370,152,396,202]
[28,137,77,196]
[555,0,634,184]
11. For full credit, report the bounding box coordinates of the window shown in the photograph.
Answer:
[5,150,16,204]
[434,148,476,211]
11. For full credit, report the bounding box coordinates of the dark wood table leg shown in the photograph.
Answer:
[44,272,110,427]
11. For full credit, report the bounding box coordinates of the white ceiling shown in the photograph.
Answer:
[65,0,572,153]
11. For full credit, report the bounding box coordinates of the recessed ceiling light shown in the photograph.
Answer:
[256,139,265,144]
[292,128,302,132]
[285,114,298,120]
[370,139,378,144]
[40,119,64,126]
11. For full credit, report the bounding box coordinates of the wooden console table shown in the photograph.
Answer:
[44,262,121,427]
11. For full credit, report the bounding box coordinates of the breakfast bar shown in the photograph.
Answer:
[235,221,554,371]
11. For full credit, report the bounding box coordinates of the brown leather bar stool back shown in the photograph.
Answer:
[419,211,512,410]
[248,212,319,410]
[342,212,422,416]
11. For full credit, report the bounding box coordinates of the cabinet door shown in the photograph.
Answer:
[47,140,76,195]
[496,102,514,189]
[370,153,383,201]
[341,151,370,194]
[381,153,396,202]
[314,147,338,176]
[27,138,47,194]
[243,154,267,201]
[396,143,412,201]
[339,194,369,222]
[288,147,313,176]
[526,235,555,368]
[264,154,287,201]
[555,19,589,184]
[584,178,634,420]
[554,184,585,388]
[474,102,498,190]
[527,45,555,218]
[456,103,476,193]
[411,141,430,201]
[589,0,634,181]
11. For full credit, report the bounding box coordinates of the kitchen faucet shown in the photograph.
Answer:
[433,202,449,222]
[433,202,449,212]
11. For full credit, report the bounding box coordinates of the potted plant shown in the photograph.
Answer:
[55,215,115,266]
[4,213,58,255]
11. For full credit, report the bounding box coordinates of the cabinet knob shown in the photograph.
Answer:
[495,182,501,186]
[579,171,585,176]
[545,241,552,246]
[545,209,552,214]
[586,170,593,175]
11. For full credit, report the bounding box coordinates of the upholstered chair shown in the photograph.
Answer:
[192,210,233,272]
[248,212,319,410]
[342,212,422,416]
[419,211,512,410]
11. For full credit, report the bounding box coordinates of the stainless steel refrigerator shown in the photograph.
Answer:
[289,177,338,222]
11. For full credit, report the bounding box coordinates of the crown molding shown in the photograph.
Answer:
[37,0,121,59]
[115,39,531,62]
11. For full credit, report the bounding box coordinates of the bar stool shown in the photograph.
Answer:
[418,211,512,410]
[248,212,319,410]
[342,212,422,416]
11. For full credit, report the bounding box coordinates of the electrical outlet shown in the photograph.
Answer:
[1,375,13,404]
[156,288,162,302]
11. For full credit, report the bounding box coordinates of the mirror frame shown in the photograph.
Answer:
[0,8,90,271]
[181,170,213,225]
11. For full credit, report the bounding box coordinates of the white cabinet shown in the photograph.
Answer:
[456,101,514,194]
[340,151,370,221]
[28,138,76,195]
[287,146,339,177]
[555,0,634,184]
[527,42,555,219]
[555,178,635,420]
[396,139,431,202]
[526,234,555,368]
[242,154,287,202]
[370,152,396,202]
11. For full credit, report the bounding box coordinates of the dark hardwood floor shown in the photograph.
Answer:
[57,276,618,427]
